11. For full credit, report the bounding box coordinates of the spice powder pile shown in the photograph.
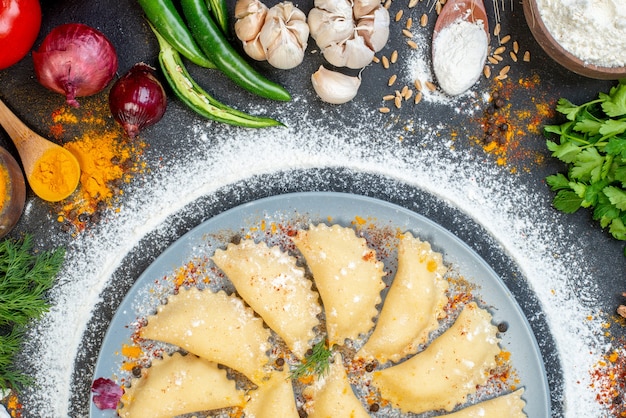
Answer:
[47,102,147,232]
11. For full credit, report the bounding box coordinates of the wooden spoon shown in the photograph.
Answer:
[0,98,80,202]
[433,0,489,40]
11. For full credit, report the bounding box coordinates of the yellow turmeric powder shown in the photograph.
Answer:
[65,130,129,201]
[0,164,9,214]
[59,128,145,230]
[28,147,80,202]
[47,101,146,231]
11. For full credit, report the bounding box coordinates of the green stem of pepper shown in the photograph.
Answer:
[180,0,291,102]
[150,24,283,128]
[137,0,215,69]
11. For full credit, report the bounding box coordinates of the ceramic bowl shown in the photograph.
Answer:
[522,0,626,80]
[0,146,25,238]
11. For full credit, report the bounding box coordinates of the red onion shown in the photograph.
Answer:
[109,63,167,139]
[32,23,118,108]
[91,377,123,410]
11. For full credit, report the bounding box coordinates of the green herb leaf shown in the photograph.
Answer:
[570,147,605,183]
[575,118,603,135]
[0,235,64,392]
[594,193,621,225]
[599,119,626,137]
[552,190,583,213]
[604,186,626,210]
[546,173,570,191]
[601,84,626,117]
[609,218,626,240]
[605,138,626,158]
[555,98,583,121]
[547,139,582,163]
[289,340,333,380]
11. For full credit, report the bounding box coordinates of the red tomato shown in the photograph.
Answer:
[0,0,42,70]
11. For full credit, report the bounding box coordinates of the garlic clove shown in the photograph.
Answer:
[356,6,390,53]
[235,0,267,19]
[243,36,267,61]
[234,0,268,43]
[265,30,306,69]
[323,35,375,69]
[285,19,311,47]
[311,65,361,104]
[353,0,382,19]
[308,8,354,49]
[313,0,353,18]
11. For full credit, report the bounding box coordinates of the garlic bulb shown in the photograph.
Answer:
[234,0,309,69]
[311,65,361,104]
[308,0,390,69]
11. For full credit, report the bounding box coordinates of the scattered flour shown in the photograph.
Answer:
[17,101,606,416]
[535,0,626,67]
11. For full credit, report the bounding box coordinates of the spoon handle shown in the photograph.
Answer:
[0,98,31,149]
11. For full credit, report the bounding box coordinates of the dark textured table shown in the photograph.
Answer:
[1,0,624,416]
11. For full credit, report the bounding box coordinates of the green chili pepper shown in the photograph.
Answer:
[206,0,229,35]
[137,0,215,69]
[180,0,291,102]
[150,24,283,128]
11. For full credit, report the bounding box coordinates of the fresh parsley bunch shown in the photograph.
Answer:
[546,79,626,246]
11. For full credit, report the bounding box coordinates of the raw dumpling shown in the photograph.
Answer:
[358,232,448,363]
[141,287,271,385]
[292,224,385,346]
[243,368,299,418]
[371,302,501,414]
[212,239,321,358]
[441,389,527,417]
[303,352,370,418]
[118,352,244,418]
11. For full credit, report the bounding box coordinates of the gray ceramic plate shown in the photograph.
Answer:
[90,191,550,417]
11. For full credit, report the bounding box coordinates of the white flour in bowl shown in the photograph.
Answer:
[535,0,626,67]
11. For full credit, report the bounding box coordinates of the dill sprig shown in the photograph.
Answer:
[289,340,333,380]
[0,235,65,392]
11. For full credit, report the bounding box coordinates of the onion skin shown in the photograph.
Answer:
[32,23,118,108]
[109,63,167,139]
